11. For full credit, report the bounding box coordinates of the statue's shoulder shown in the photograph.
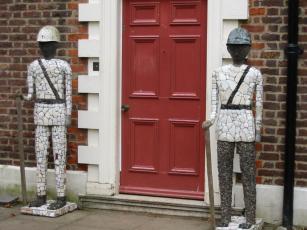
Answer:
[55,59,70,67]
[55,59,72,72]
[213,64,231,75]
[28,59,39,71]
[249,66,262,76]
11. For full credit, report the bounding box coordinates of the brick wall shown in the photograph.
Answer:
[0,0,88,170]
[1,0,307,187]
[242,0,307,186]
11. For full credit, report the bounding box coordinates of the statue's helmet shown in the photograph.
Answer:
[226,28,251,45]
[37,26,60,42]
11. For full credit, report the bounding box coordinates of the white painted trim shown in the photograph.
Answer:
[222,0,249,20]
[78,146,100,164]
[204,0,223,205]
[78,75,100,93]
[79,3,101,22]
[0,165,87,197]
[78,111,99,129]
[86,182,115,196]
[78,39,100,57]
[98,0,121,191]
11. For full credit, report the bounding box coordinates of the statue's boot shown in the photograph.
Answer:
[29,195,47,207]
[216,221,229,228]
[48,196,66,210]
[239,223,253,229]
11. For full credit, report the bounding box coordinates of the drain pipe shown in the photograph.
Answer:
[282,0,303,228]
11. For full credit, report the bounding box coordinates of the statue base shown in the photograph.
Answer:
[20,200,77,218]
[216,216,264,230]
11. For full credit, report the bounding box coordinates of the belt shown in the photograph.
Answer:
[221,104,252,110]
[36,99,65,104]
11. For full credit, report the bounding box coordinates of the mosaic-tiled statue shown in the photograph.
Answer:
[23,26,72,210]
[203,28,263,229]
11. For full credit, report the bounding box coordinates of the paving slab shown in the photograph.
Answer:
[134,215,210,230]
[71,210,156,230]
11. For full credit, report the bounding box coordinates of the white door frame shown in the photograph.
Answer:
[96,0,223,203]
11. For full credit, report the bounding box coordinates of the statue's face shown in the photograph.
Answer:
[39,42,58,59]
[227,44,251,64]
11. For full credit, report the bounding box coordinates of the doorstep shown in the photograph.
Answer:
[78,194,243,219]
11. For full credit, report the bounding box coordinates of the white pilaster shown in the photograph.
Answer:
[98,0,121,193]
[205,0,223,205]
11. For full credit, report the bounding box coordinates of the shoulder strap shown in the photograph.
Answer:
[37,59,61,100]
[226,65,251,105]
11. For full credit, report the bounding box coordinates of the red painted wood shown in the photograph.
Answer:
[121,0,207,200]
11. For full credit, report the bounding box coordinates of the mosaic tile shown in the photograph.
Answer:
[21,200,77,218]
[216,216,264,230]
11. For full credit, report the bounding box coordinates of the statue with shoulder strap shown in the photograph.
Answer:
[203,28,263,229]
[22,25,72,210]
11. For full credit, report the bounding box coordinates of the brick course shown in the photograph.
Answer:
[243,0,307,187]
[0,0,88,170]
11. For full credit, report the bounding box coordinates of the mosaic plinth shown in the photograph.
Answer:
[216,216,264,230]
[20,200,77,217]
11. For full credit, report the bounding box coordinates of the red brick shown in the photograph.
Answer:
[250,8,266,15]
[68,3,78,10]
[243,25,265,33]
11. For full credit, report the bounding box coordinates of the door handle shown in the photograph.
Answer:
[121,104,130,112]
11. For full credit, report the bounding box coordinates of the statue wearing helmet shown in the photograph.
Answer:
[203,28,263,229]
[23,25,72,210]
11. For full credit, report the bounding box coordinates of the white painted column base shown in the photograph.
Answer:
[86,182,115,196]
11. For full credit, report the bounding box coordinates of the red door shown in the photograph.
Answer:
[121,0,207,200]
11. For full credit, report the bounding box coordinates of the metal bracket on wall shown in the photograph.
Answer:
[285,44,304,55]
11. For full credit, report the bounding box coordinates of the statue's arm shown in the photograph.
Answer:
[65,64,72,116]
[255,70,263,142]
[65,63,72,126]
[202,71,219,129]
[23,64,34,101]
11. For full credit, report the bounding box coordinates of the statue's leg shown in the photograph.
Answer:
[238,142,256,228]
[217,140,235,226]
[48,125,67,210]
[29,125,50,207]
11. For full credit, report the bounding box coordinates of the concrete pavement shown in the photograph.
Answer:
[0,205,211,230]
[0,204,283,230]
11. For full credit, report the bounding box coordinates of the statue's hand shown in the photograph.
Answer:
[255,130,261,142]
[65,115,71,127]
[202,120,213,130]
[15,92,23,100]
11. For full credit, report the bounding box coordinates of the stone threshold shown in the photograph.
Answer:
[78,194,243,219]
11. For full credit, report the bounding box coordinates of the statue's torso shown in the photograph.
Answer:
[28,59,71,126]
[213,64,262,142]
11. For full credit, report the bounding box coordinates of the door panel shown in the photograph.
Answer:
[169,119,200,176]
[130,2,160,25]
[170,1,201,25]
[170,35,201,99]
[129,118,159,173]
[130,36,160,98]
[121,0,207,200]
